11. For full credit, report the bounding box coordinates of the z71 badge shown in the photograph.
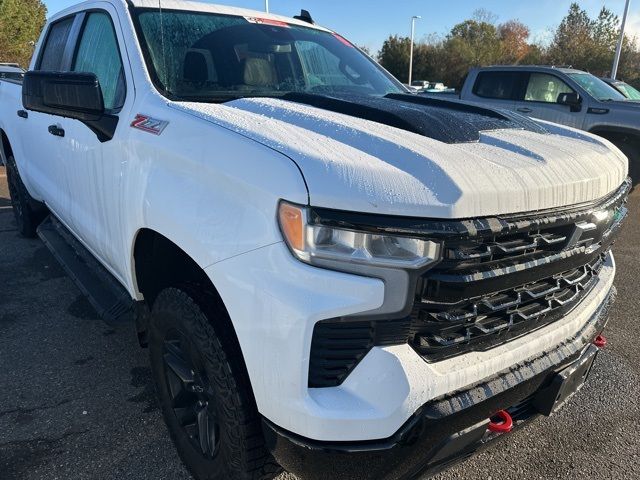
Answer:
[131,114,169,135]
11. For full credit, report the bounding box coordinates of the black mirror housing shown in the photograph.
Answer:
[557,92,582,112]
[22,71,118,142]
[23,71,105,121]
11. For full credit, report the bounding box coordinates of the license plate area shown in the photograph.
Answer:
[532,345,599,416]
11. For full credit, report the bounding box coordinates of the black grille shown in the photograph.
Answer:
[411,254,605,361]
[308,180,630,388]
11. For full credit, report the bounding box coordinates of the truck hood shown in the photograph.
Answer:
[171,95,628,219]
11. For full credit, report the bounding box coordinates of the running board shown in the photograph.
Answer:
[37,215,135,324]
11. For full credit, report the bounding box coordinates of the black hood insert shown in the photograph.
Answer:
[280,92,549,144]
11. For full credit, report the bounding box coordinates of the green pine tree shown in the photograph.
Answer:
[0,0,47,68]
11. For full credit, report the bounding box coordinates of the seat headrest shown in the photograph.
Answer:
[183,49,217,84]
[243,57,277,87]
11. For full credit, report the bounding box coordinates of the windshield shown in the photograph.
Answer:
[133,9,403,102]
[614,82,640,100]
[567,73,626,101]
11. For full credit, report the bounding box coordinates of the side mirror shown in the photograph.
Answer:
[557,92,582,112]
[22,71,118,142]
[23,71,105,121]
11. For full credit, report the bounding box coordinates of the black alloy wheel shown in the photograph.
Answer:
[162,330,220,458]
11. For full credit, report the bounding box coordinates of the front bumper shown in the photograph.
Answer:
[262,289,614,480]
[207,243,616,442]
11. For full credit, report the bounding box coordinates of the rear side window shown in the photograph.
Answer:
[38,17,75,71]
[72,12,125,111]
[472,71,521,100]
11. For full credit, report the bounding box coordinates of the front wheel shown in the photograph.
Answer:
[5,154,47,237]
[148,287,281,480]
[615,140,640,186]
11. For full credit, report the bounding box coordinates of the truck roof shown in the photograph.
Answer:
[475,65,588,75]
[125,0,330,32]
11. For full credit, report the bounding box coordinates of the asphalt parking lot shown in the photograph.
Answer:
[1,165,639,480]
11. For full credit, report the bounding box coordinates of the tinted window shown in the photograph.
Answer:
[39,17,75,71]
[524,73,573,103]
[473,71,521,100]
[72,12,125,110]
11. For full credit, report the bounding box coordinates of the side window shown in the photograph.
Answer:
[524,73,574,103]
[472,71,521,100]
[38,17,75,71]
[72,12,125,111]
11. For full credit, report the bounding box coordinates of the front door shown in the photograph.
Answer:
[54,7,134,284]
[513,72,586,129]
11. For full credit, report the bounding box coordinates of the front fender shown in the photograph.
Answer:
[123,103,309,294]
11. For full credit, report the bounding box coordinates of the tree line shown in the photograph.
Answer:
[0,0,47,67]
[1,1,638,91]
[378,3,640,89]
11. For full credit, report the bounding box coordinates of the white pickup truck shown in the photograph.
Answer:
[0,1,630,479]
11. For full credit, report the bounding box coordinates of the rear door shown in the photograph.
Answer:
[465,70,524,111]
[513,72,586,128]
[20,14,80,218]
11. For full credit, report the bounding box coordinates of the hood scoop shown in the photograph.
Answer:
[280,92,548,144]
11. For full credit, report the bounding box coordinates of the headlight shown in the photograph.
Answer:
[278,201,441,270]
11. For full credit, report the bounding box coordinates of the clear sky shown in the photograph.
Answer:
[42,0,640,53]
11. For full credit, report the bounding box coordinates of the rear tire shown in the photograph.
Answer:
[148,287,281,480]
[5,154,47,237]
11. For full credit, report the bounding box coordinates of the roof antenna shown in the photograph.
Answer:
[294,9,314,24]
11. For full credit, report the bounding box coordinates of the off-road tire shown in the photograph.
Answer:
[5,154,47,237]
[148,287,281,480]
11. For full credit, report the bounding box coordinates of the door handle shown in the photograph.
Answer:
[48,125,65,137]
[17,110,28,119]
[516,107,532,113]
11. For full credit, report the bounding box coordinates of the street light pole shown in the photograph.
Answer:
[611,0,631,79]
[265,0,269,13]
[409,15,421,86]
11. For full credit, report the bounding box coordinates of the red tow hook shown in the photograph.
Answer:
[488,410,513,434]
[594,334,607,348]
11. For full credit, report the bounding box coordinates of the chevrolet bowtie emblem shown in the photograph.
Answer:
[566,221,597,250]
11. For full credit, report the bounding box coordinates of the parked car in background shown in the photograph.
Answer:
[427,81,446,90]
[452,66,640,183]
[420,82,457,94]
[0,63,24,83]
[0,3,631,480]
[601,77,640,101]
[410,79,430,90]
